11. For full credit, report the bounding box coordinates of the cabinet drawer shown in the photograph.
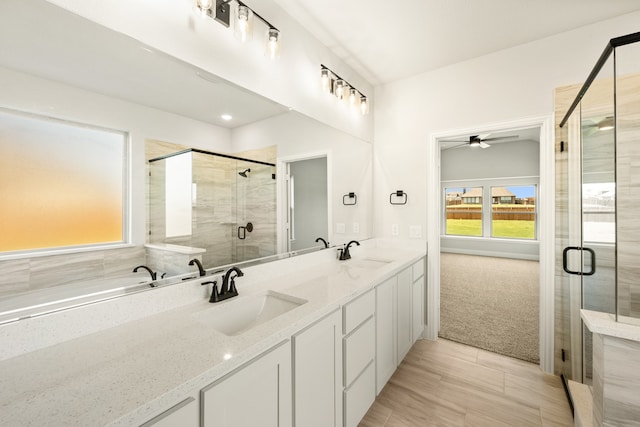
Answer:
[343,316,375,387]
[343,289,375,335]
[412,258,424,280]
[343,361,375,427]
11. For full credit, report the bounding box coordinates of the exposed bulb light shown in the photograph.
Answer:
[335,80,345,100]
[349,88,358,106]
[235,4,253,42]
[360,96,369,115]
[321,68,330,92]
[266,28,279,59]
[197,0,213,15]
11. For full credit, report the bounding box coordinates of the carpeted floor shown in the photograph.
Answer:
[439,253,540,363]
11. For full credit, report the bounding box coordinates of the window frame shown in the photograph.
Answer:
[441,177,539,242]
[0,107,131,260]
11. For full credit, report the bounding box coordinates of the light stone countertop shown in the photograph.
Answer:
[581,309,640,342]
[0,245,425,426]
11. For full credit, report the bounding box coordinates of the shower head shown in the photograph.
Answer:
[238,168,251,178]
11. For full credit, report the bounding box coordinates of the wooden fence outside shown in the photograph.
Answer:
[446,205,535,221]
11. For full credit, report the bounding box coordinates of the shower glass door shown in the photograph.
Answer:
[562,54,616,385]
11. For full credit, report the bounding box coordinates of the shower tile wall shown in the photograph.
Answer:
[616,72,640,325]
[0,246,146,297]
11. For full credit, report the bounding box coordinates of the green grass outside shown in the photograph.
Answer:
[446,219,535,239]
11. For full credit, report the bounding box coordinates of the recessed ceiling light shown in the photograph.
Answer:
[221,114,232,121]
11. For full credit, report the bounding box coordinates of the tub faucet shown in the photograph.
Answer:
[339,240,360,261]
[189,258,206,277]
[133,265,157,281]
[315,237,329,248]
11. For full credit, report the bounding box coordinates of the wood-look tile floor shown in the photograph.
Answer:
[359,339,574,427]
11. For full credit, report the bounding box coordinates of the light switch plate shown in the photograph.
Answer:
[336,223,346,234]
[409,225,422,238]
[391,224,399,236]
[353,222,360,233]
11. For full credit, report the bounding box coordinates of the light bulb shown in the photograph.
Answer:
[360,96,369,115]
[266,28,279,59]
[235,5,253,42]
[321,68,330,92]
[335,80,345,100]
[197,0,213,11]
[349,88,358,106]
[196,0,213,17]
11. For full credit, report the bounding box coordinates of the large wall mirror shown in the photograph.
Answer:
[0,0,372,322]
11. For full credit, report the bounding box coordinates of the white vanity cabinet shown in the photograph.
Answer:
[375,258,426,394]
[411,259,425,342]
[342,289,376,427]
[201,340,292,427]
[140,396,199,427]
[292,309,342,427]
[396,267,413,363]
[375,275,397,394]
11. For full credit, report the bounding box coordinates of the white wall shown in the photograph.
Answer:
[0,66,231,245]
[45,0,374,143]
[373,11,640,239]
[232,111,373,246]
[441,140,539,181]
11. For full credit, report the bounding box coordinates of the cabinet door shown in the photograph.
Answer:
[412,275,425,343]
[201,341,292,427]
[396,267,413,363]
[375,276,396,395]
[293,310,342,427]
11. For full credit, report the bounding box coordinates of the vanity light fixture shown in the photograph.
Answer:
[319,64,369,115]
[195,0,280,59]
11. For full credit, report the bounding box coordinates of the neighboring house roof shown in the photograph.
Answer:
[461,187,515,198]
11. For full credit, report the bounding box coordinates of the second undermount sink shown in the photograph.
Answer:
[346,258,393,270]
[192,290,307,336]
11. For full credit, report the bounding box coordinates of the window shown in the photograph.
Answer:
[491,185,536,239]
[443,183,537,240]
[0,109,128,254]
[445,187,482,236]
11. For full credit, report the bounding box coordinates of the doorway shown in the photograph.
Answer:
[280,156,329,252]
[427,116,555,372]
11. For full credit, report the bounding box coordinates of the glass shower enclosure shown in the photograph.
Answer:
[557,32,640,389]
[148,148,277,269]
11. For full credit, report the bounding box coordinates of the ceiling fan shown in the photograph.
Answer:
[441,133,518,150]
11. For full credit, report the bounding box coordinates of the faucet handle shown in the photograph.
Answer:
[203,280,220,303]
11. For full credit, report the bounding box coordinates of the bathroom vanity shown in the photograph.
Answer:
[0,240,426,426]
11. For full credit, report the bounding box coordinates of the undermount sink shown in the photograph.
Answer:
[346,258,393,270]
[192,290,307,336]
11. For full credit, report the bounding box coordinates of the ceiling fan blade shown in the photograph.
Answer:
[442,143,469,151]
[479,142,490,148]
[439,139,468,143]
[477,133,492,140]
[481,135,518,142]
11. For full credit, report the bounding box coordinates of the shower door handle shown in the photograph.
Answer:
[562,246,596,276]
[238,226,246,240]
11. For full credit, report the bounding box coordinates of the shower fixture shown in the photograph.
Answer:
[238,168,251,177]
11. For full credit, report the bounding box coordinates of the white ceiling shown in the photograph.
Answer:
[274,0,640,85]
[0,0,289,129]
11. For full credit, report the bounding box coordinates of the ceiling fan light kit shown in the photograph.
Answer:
[441,134,518,151]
